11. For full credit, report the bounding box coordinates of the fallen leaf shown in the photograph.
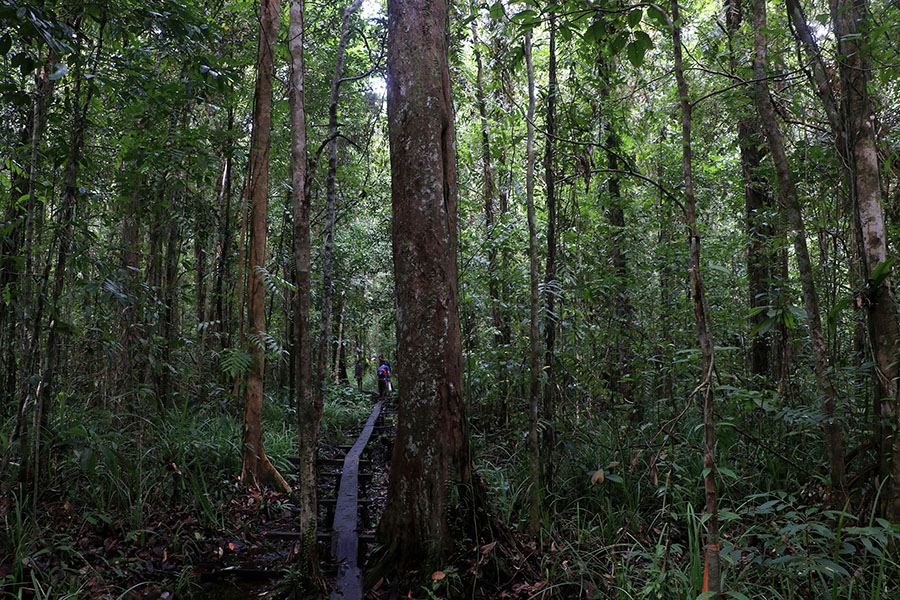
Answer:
[480,541,497,554]
[431,571,445,581]
[591,469,605,485]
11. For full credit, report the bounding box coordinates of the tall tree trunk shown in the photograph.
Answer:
[333,298,346,384]
[214,107,235,343]
[195,208,209,356]
[157,217,181,407]
[752,0,847,502]
[241,0,290,493]
[524,30,542,537]
[671,1,721,595]
[598,54,635,405]
[289,0,319,567]
[314,0,364,406]
[375,0,471,569]
[739,118,774,377]
[20,53,55,384]
[725,0,774,379]
[542,14,558,489]
[470,18,502,351]
[830,0,900,518]
[36,15,108,487]
[117,174,142,398]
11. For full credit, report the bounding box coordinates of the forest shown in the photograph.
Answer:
[2,0,900,597]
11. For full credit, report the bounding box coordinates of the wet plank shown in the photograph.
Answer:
[330,400,382,600]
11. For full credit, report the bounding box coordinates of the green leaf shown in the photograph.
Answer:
[725,592,753,600]
[718,466,738,480]
[489,2,505,20]
[583,21,604,45]
[647,5,668,28]
[869,257,894,286]
[610,33,627,56]
[749,316,775,337]
[747,306,767,317]
[634,30,653,51]
[627,9,643,28]
[626,41,646,68]
[511,9,537,23]
[0,34,11,56]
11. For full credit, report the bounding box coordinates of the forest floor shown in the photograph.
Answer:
[2,397,546,600]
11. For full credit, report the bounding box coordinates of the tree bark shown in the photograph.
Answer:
[739,117,774,377]
[288,0,318,566]
[195,207,210,356]
[214,107,235,344]
[240,0,290,493]
[752,0,847,502]
[830,0,900,518]
[20,52,55,383]
[726,0,773,378]
[542,14,558,488]
[671,1,721,595]
[375,0,471,569]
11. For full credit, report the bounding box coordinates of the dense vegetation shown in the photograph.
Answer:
[2,0,900,597]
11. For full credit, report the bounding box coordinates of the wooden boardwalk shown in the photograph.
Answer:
[330,400,383,600]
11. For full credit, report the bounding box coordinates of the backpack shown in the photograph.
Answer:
[377,364,389,379]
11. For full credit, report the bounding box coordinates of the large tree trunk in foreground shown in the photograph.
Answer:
[375,0,470,569]
[830,0,900,519]
[240,0,289,493]
[752,0,847,503]
[671,1,720,595]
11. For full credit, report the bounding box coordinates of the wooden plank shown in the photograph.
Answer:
[330,400,382,600]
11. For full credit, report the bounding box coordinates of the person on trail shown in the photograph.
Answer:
[354,357,363,391]
[376,356,391,399]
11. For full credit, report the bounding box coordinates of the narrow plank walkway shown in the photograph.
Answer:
[330,400,382,600]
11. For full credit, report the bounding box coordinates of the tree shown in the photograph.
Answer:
[374,0,471,569]
[288,0,318,566]
[240,0,290,492]
[751,0,847,502]
[524,27,543,538]
[314,0,364,407]
[670,0,721,594]
[829,0,900,518]
[541,11,558,486]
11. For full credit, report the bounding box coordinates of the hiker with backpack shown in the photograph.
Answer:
[377,356,392,399]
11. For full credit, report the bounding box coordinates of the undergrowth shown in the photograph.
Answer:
[470,388,900,599]
[0,384,374,598]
